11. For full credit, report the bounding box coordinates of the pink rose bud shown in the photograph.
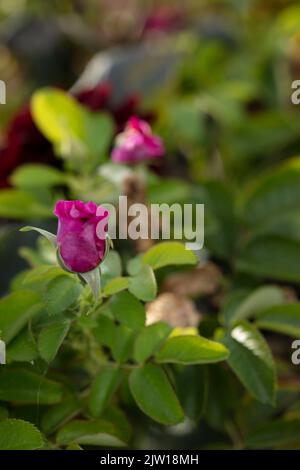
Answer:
[54,200,109,273]
[111,116,164,164]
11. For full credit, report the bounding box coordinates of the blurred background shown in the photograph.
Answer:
[1,0,300,449]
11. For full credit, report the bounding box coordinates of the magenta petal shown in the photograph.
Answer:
[111,116,164,164]
[54,200,109,273]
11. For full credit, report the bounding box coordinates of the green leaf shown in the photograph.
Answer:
[133,322,172,363]
[175,365,208,421]
[148,179,191,205]
[66,442,83,450]
[93,315,116,349]
[103,277,129,296]
[205,364,239,430]
[142,242,197,270]
[101,251,122,283]
[56,419,127,447]
[20,226,57,246]
[110,291,145,330]
[0,290,42,343]
[31,88,84,148]
[126,255,143,276]
[101,407,132,443]
[256,303,300,337]
[11,164,65,188]
[38,320,70,362]
[111,325,134,364]
[0,368,63,404]
[155,335,229,365]
[41,395,81,435]
[237,235,300,282]
[245,419,300,449]
[21,266,65,290]
[225,285,287,326]
[0,189,52,219]
[43,275,81,316]
[197,181,237,259]
[242,164,300,231]
[83,111,114,162]
[129,364,184,425]
[32,89,114,167]
[89,367,122,418]
[0,406,9,420]
[128,265,157,301]
[223,322,276,404]
[0,419,44,450]
[7,328,38,362]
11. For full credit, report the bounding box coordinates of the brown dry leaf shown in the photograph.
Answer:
[281,286,298,302]
[146,292,201,328]
[162,261,222,297]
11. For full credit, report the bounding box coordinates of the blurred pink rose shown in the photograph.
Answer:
[111,116,164,163]
[54,200,109,273]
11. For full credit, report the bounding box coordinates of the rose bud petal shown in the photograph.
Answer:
[111,116,164,164]
[54,200,109,273]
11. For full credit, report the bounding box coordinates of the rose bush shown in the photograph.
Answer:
[54,200,109,274]
[1,1,300,451]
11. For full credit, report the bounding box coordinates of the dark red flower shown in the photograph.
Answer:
[0,105,55,188]
[143,6,185,36]
[0,83,145,187]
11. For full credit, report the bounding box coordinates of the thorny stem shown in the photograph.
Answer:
[225,420,244,450]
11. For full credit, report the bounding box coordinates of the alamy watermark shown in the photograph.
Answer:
[291,339,300,365]
[96,197,204,251]
[0,80,6,104]
[0,340,5,364]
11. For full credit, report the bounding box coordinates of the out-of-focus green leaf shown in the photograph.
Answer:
[129,364,184,425]
[195,181,237,259]
[56,419,127,447]
[43,275,81,316]
[0,290,42,343]
[38,320,70,362]
[242,164,300,231]
[11,164,65,188]
[101,251,122,284]
[0,419,44,450]
[103,277,129,296]
[256,303,300,337]
[142,242,197,270]
[175,365,208,421]
[245,419,300,449]
[237,236,300,282]
[225,285,286,326]
[110,291,145,330]
[89,367,121,418]
[128,265,157,301]
[41,394,81,435]
[31,88,84,149]
[223,321,276,404]
[0,190,52,219]
[7,329,38,362]
[0,369,63,404]
[133,322,172,363]
[93,315,116,349]
[83,110,114,163]
[0,406,9,420]
[111,325,134,364]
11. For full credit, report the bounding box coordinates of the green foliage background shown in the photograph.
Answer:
[1,0,300,451]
